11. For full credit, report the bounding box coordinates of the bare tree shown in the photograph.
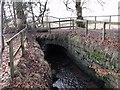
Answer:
[12,2,17,27]
[75,0,84,27]
[2,2,7,28]
[15,2,26,30]
[28,2,36,27]
[64,0,105,27]
[2,2,17,28]
[41,0,48,24]
[7,2,13,19]
[2,0,49,30]
[36,0,48,25]
[22,0,49,27]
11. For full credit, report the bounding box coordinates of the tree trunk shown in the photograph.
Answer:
[0,0,4,65]
[7,2,13,19]
[38,2,42,23]
[13,2,17,27]
[28,2,36,28]
[2,2,7,28]
[41,0,48,23]
[15,2,26,30]
[75,0,85,28]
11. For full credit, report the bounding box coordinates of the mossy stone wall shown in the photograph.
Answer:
[36,32,120,88]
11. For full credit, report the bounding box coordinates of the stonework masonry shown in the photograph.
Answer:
[36,31,120,88]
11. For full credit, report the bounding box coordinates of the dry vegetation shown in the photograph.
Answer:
[0,31,52,90]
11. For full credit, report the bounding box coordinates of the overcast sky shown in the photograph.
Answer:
[47,0,120,21]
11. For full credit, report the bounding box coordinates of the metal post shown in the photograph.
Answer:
[8,41,14,79]
[102,22,106,40]
[85,20,88,36]
[20,32,24,56]
[109,16,111,30]
[95,16,96,30]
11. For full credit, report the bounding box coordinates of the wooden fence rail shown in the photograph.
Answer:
[76,19,119,40]
[45,15,119,30]
[47,19,74,32]
[6,25,28,78]
[45,16,120,41]
[83,15,120,30]
[26,15,120,30]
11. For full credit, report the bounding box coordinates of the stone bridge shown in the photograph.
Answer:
[2,17,120,89]
[33,28,119,88]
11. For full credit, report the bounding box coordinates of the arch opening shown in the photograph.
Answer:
[44,44,67,60]
[40,44,103,89]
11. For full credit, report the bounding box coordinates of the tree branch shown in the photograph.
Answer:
[97,0,105,7]
[63,0,74,12]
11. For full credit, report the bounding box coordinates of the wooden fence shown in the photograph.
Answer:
[45,16,120,41]
[83,15,120,30]
[28,15,119,30]
[44,15,119,29]
[6,25,28,78]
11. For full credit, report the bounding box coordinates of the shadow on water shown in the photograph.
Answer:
[38,43,105,90]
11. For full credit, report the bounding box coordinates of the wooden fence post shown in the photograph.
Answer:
[109,16,111,30]
[20,32,24,56]
[59,19,61,29]
[72,19,74,30]
[95,16,96,30]
[47,15,49,28]
[102,22,106,40]
[8,41,14,79]
[70,18,71,29]
[49,22,51,33]
[85,20,88,36]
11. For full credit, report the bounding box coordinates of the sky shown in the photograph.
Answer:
[47,0,120,21]
[2,0,120,22]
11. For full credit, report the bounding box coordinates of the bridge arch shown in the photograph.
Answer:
[36,37,106,88]
[42,44,69,62]
[36,39,69,60]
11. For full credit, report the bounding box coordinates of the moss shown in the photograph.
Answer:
[85,50,105,62]
[86,50,90,59]
[74,45,107,62]
[106,53,112,60]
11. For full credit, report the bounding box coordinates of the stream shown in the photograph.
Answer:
[42,44,100,90]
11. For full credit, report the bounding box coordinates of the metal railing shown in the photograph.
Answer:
[6,25,28,78]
